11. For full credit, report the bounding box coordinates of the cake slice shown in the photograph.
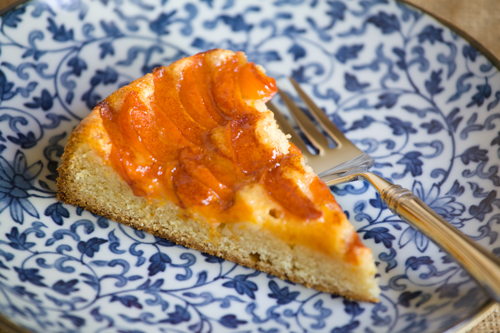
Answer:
[57,49,380,302]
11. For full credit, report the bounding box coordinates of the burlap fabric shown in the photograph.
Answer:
[466,307,500,333]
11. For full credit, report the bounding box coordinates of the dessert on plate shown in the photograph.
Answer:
[57,49,380,302]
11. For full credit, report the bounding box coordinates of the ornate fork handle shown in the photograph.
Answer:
[341,171,500,304]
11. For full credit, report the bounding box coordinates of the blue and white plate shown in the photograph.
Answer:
[0,0,499,332]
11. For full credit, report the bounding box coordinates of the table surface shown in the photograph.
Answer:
[0,0,499,332]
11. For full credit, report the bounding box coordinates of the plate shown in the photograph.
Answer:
[0,0,498,332]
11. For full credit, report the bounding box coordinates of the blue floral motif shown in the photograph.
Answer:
[222,271,259,299]
[0,0,498,332]
[0,150,50,224]
[77,237,108,258]
[366,11,400,34]
[344,73,370,92]
[219,314,247,328]
[467,81,492,107]
[425,69,445,96]
[267,280,300,305]
[52,278,79,295]
[363,227,395,248]
[335,44,364,64]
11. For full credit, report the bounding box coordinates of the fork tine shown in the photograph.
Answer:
[267,101,313,158]
[289,77,361,153]
[278,88,330,154]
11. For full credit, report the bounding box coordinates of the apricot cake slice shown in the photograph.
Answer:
[57,49,380,302]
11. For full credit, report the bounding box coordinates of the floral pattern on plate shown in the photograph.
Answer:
[0,0,499,332]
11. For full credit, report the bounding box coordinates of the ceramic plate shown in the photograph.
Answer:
[0,0,499,332]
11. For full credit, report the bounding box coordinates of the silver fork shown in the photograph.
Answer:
[268,77,500,303]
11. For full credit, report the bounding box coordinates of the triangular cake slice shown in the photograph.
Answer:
[57,49,380,302]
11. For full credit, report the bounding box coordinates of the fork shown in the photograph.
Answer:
[268,78,500,303]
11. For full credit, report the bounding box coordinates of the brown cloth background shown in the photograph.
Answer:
[0,0,499,332]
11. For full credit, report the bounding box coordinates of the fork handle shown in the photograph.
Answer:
[361,172,500,303]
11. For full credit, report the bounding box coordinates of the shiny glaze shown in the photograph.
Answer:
[98,50,364,260]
